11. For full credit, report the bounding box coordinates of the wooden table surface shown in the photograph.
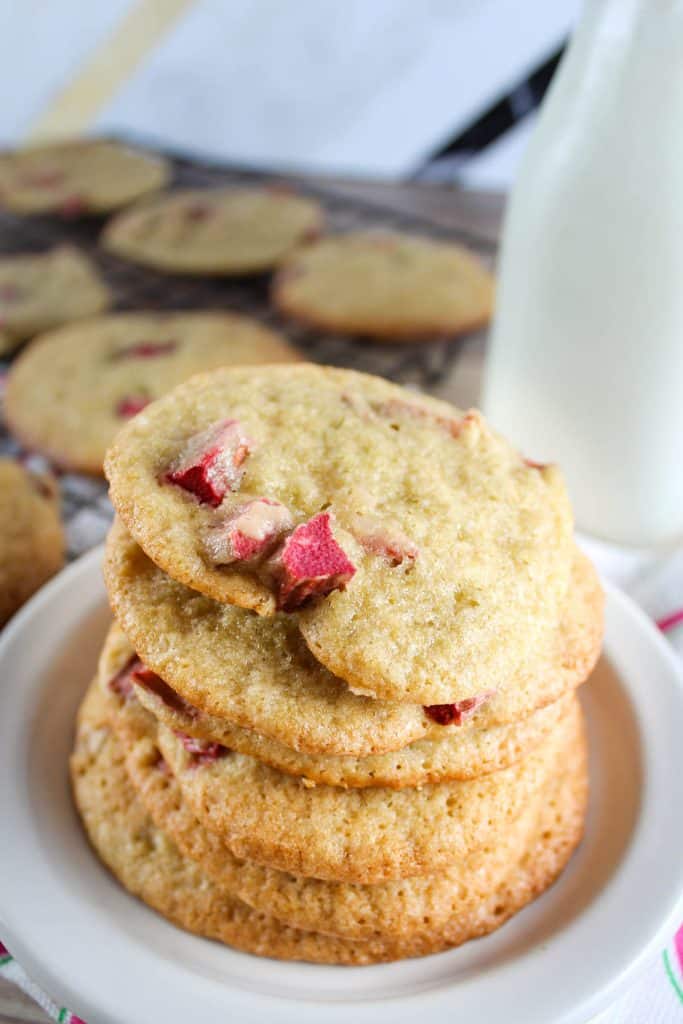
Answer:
[0,176,504,1024]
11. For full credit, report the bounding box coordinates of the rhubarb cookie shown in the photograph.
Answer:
[100,612,573,786]
[108,679,587,941]
[72,685,587,963]
[0,459,64,625]
[0,139,169,216]
[135,664,573,787]
[0,246,110,355]
[272,231,494,340]
[104,523,602,755]
[155,700,581,884]
[101,187,323,275]
[105,364,576,705]
[5,312,298,475]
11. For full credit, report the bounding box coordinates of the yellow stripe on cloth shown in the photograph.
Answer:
[27,0,196,141]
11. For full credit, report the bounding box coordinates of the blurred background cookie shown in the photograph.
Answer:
[272,231,494,341]
[0,458,64,625]
[0,245,110,355]
[101,187,323,275]
[0,139,169,216]
[4,311,299,475]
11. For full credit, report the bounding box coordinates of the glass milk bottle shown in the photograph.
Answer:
[483,0,683,546]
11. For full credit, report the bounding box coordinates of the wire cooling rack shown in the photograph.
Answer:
[0,141,492,560]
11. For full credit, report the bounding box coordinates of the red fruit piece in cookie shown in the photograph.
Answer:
[269,510,356,611]
[21,169,65,188]
[204,497,293,565]
[175,731,229,766]
[116,395,150,419]
[112,340,178,360]
[0,283,21,303]
[351,513,417,565]
[108,655,143,700]
[165,419,253,508]
[184,201,212,221]
[375,398,478,439]
[60,194,88,218]
[524,457,548,470]
[131,665,199,720]
[424,691,495,726]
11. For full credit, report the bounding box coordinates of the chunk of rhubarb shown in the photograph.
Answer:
[375,398,477,439]
[269,511,356,611]
[60,194,88,217]
[131,665,199,720]
[204,498,293,565]
[165,419,253,507]
[0,283,20,303]
[21,169,65,188]
[351,513,418,565]
[112,340,178,360]
[184,201,212,221]
[424,691,495,726]
[108,655,143,700]
[115,395,150,419]
[175,731,229,766]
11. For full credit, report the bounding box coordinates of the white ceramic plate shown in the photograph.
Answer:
[1,547,682,1024]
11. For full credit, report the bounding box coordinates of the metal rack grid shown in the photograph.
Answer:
[0,143,490,560]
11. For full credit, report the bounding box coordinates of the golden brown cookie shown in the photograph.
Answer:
[155,700,582,884]
[0,246,110,355]
[108,679,587,941]
[0,139,169,215]
[135,664,573,787]
[272,231,494,341]
[103,522,602,756]
[0,459,65,625]
[72,683,587,962]
[99,613,572,786]
[104,364,576,705]
[5,313,299,475]
[101,187,323,275]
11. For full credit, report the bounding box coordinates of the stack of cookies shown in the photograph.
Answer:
[71,364,603,964]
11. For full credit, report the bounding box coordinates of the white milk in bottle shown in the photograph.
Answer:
[483,0,683,546]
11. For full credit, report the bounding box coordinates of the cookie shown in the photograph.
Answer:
[155,700,581,884]
[109,679,587,941]
[73,685,586,962]
[135,663,573,787]
[5,313,299,475]
[101,187,323,275]
[272,231,494,341]
[104,364,576,705]
[100,614,572,786]
[0,459,65,625]
[0,246,110,355]
[104,524,602,756]
[0,139,169,216]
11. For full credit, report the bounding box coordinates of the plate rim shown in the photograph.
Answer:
[0,547,682,1024]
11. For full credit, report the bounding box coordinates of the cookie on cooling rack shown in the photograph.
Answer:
[272,231,494,341]
[4,312,299,475]
[0,458,65,625]
[101,186,323,275]
[0,246,110,355]
[0,139,169,216]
